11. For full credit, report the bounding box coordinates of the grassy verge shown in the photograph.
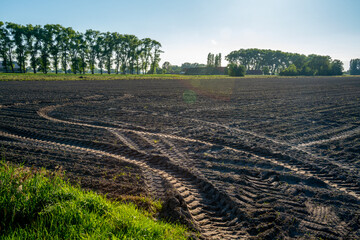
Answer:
[0,72,236,81]
[0,73,357,81]
[0,161,189,239]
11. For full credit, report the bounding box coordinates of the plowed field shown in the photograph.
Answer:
[1,77,359,239]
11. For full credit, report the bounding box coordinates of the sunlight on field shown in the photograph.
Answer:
[180,78,236,101]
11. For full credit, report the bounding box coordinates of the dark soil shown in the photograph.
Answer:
[1,77,360,239]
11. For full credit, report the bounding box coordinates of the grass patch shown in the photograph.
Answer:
[0,160,189,239]
[0,73,356,82]
[0,73,236,81]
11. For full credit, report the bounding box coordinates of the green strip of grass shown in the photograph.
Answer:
[0,161,190,239]
[0,72,236,81]
[0,73,356,81]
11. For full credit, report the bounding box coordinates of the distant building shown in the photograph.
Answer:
[246,69,263,75]
[0,61,21,72]
[184,67,227,75]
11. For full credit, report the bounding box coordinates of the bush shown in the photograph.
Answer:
[227,63,246,77]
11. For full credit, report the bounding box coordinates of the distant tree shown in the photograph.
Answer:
[38,26,53,73]
[307,55,331,75]
[6,22,27,73]
[95,34,104,74]
[60,27,74,74]
[140,38,153,74]
[102,32,114,74]
[207,53,215,67]
[0,21,12,72]
[126,34,140,74]
[228,63,245,76]
[262,66,270,75]
[2,23,15,72]
[214,53,222,67]
[149,40,162,74]
[0,21,163,75]
[84,30,99,74]
[24,24,41,74]
[162,61,170,73]
[350,59,360,75]
[168,64,181,74]
[330,59,343,76]
[45,24,62,74]
[225,48,344,76]
[68,31,81,74]
[279,64,298,76]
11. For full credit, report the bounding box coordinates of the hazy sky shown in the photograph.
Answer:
[1,0,360,69]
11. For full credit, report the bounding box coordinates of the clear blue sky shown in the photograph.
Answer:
[1,0,360,69]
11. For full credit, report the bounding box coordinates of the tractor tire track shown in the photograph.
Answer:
[38,104,360,201]
[35,103,360,239]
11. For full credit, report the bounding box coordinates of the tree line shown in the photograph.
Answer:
[226,48,344,76]
[0,21,163,74]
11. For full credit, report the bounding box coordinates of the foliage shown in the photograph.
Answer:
[226,48,344,76]
[181,62,206,69]
[207,53,222,67]
[227,63,246,77]
[279,64,298,76]
[350,59,360,75]
[0,22,163,75]
[330,59,343,76]
[0,161,189,239]
[184,67,225,75]
[262,66,270,75]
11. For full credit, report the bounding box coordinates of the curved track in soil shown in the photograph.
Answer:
[36,99,359,239]
[1,78,360,239]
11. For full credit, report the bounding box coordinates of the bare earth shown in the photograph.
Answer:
[0,77,359,239]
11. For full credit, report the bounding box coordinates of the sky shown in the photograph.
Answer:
[1,0,360,69]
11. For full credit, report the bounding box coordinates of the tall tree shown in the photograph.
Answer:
[6,22,27,73]
[140,38,152,74]
[44,24,62,74]
[214,53,221,67]
[2,23,15,72]
[330,59,343,76]
[38,26,52,73]
[307,55,331,76]
[127,35,140,74]
[24,24,41,74]
[77,33,87,74]
[69,31,82,74]
[207,53,215,67]
[112,32,123,74]
[102,32,114,74]
[59,27,74,74]
[0,21,11,73]
[0,21,163,75]
[162,61,170,73]
[149,40,162,74]
[350,59,360,75]
[95,34,104,74]
[84,29,100,74]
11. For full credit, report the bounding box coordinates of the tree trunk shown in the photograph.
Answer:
[8,52,14,73]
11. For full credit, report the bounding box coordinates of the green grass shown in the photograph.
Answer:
[0,72,356,81]
[0,72,237,81]
[0,161,190,239]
